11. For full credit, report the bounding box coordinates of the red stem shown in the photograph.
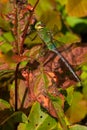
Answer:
[20,0,39,54]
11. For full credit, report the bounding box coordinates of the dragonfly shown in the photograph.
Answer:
[35,21,81,84]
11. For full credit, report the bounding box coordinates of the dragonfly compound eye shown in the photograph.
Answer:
[35,22,44,30]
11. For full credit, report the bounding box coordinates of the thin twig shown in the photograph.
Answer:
[20,0,39,54]
[32,0,39,11]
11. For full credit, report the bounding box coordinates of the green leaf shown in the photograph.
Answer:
[42,72,49,88]
[0,32,14,43]
[18,123,87,130]
[0,42,12,53]
[66,92,87,123]
[66,17,87,27]
[3,32,14,43]
[0,99,11,110]
[83,84,87,99]
[18,123,34,130]
[57,32,80,45]
[28,102,57,130]
[81,64,87,72]
[81,71,87,80]
[66,17,87,33]
[69,124,87,130]
[56,0,68,5]
[81,71,87,99]
[50,96,69,130]
[0,32,14,53]
[66,86,74,106]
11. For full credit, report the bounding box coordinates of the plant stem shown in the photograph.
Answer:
[20,0,39,54]
[15,63,20,111]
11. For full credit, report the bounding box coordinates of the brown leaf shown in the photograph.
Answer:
[36,93,58,118]
[43,43,87,88]
[9,43,87,109]
[12,55,28,63]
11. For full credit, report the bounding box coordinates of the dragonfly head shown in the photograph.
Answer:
[35,21,44,30]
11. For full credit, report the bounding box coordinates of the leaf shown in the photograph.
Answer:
[0,17,11,31]
[57,32,81,45]
[0,43,12,53]
[0,109,13,126]
[58,43,87,66]
[81,71,87,80]
[0,69,15,88]
[40,10,62,31]
[81,69,87,99]
[25,33,42,47]
[83,83,87,99]
[42,72,49,88]
[0,0,9,3]
[10,78,33,109]
[56,0,68,5]
[3,32,14,43]
[24,45,42,60]
[27,102,57,130]
[0,111,28,129]
[66,92,87,123]
[36,93,58,119]
[18,123,34,130]
[66,17,87,33]
[0,99,11,110]
[28,0,56,18]
[50,95,69,130]
[18,123,87,130]
[0,0,11,13]
[34,73,45,95]
[0,32,13,53]
[34,71,54,95]
[66,86,74,106]
[66,17,87,28]
[0,1,12,31]
[66,0,87,17]
[69,124,87,130]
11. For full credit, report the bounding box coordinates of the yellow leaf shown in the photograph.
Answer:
[66,0,87,17]
[0,0,8,3]
[66,92,87,123]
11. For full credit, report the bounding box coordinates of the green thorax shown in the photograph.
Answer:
[37,26,56,51]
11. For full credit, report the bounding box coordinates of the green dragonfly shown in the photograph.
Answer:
[35,22,81,83]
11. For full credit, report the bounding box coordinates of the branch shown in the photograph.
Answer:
[20,0,39,54]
